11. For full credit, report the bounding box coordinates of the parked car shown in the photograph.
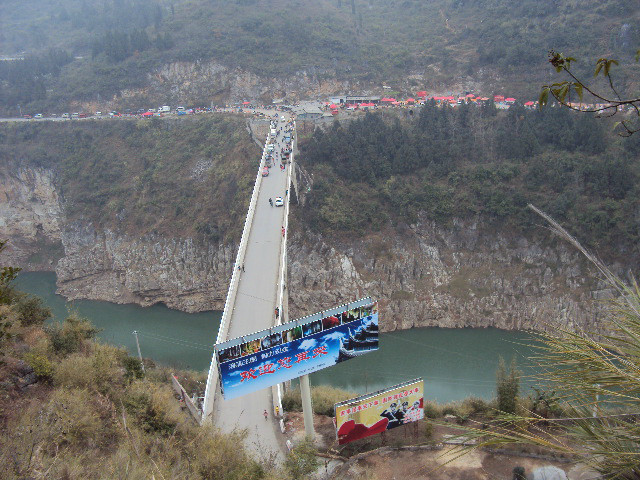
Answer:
[95,111,102,116]
[22,114,32,119]
[62,113,70,118]
[34,113,43,119]
[262,167,269,177]
[274,197,284,207]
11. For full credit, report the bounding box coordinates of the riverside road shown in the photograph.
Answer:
[212,116,291,462]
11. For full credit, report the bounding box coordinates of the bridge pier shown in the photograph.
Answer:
[300,374,316,438]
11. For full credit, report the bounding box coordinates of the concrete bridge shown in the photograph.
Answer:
[202,116,295,460]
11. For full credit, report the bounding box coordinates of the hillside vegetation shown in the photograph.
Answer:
[0,246,288,479]
[1,0,639,112]
[0,115,259,242]
[298,103,640,253]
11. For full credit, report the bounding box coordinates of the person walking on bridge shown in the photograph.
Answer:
[269,198,273,207]
[263,409,268,421]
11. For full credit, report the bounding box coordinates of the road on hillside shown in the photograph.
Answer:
[213,116,292,462]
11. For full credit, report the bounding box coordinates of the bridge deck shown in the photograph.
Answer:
[213,117,291,461]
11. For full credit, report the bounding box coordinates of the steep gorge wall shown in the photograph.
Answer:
[288,221,608,333]
[2,166,605,331]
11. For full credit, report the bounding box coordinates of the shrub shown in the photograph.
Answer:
[421,419,434,439]
[282,387,302,412]
[47,313,99,356]
[311,385,354,416]
[24,352,54,380]
[284,437,319,479]
[423,400,442,419]
[123,381,182,435]
[282,385,355,416]
[188,426,265,480]
[462,396,491,415]
[122,355,145,382]
[441,402,461,417]
[53,343,123,394]
[27,388,105,449]
[496,356,520,414]
[15,295,51,326]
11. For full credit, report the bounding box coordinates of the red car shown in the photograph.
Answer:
[262,167,269,177]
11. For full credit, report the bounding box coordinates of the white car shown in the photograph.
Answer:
[34,113,43,119]
[95,111,102,116]
[274,197,284,207]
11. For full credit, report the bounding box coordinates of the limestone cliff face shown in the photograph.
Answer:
[55,223,234,312]
[121,61,357,106]
[2,166,606,332]
[288,219,608,333]
[0,167,63,269]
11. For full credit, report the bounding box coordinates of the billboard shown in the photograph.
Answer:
[334,378,424,445]
[215,298,378,400]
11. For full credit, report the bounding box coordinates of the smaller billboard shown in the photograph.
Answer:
[334,378,424,445]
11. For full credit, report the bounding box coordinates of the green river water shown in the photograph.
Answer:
[16,271,538,402]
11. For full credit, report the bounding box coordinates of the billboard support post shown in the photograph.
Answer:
[300,374,315,438]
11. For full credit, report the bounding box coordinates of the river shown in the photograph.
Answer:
[16,272,538,402]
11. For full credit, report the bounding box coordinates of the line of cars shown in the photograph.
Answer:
[19,105,216,120]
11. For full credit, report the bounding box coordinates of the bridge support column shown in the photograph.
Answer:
[299,374,315,438]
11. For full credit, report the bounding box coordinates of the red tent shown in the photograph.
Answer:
[406,97,415,103]
[505,97,516,102]
[242,101,251,105]
[416,91,427,97]
[524,101,535,106]
[141,112,153,116]
[466,93,475,97]
[329,104,339,109]
[494,95,505,102]
[381,97,396,102]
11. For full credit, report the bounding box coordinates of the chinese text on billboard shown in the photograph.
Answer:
[215,298,379,400]
[334,378,424,445]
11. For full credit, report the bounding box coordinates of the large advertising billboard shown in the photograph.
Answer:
[215,298,378,400]
[334,378,424,445]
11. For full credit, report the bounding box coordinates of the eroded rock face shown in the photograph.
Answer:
[0,167,63,269]
[287,220,610,333]
[2,166,608,332]
[55,223,233,312]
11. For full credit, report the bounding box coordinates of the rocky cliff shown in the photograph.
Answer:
[2,165,607,332]
[288,220,608,333]
[0,167,64,270]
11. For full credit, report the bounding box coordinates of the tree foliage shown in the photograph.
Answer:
[299,104,639,250]
[540,49,640,136]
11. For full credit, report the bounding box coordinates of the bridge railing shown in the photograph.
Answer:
[202,132,272,423]
[272,121,296,433]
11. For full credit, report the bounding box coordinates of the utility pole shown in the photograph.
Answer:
[133,330,145,373]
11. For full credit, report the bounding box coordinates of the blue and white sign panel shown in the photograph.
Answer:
[216,298,379,400]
